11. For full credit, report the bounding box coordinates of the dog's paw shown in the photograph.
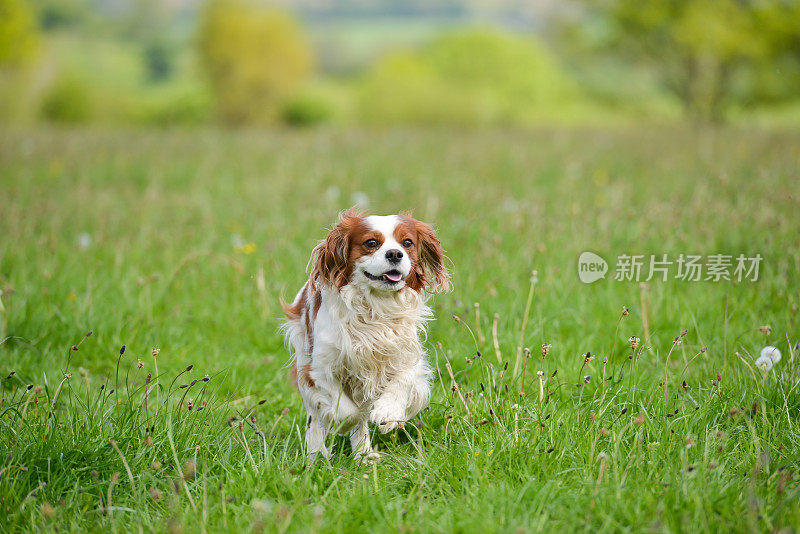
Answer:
[369,397,405,434]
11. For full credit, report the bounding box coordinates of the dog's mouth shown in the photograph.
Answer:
[364,269,404,284]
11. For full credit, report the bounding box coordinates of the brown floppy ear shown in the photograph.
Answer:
[309,209,361,289]
[413,219,451,293]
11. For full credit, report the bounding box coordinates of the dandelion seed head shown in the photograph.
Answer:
[755,354,773,372]
[77,232,92,250]
[761,346,781,363]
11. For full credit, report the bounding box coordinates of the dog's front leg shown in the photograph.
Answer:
[302,375,363,461]
[369,360,431,433]
[303,405,330,461]
[350,420,380,462]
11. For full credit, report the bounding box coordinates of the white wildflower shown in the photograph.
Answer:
[755,355,773,372]
[325,186,340,202]
[761,346,781,363]
[77,232,92,250]
[351,191,370,207]
[230,233,245,248]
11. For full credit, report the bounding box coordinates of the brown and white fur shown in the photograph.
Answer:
[282,209,450,461]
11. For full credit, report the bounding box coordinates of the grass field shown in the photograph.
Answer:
[1,125,799,532]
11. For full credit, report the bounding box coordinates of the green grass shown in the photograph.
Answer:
[1,125,799,532]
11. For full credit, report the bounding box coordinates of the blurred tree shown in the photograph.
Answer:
[584,0,800,121]
[0,0,39,67]
[31,0,91,30]
[358,29,579,125]
[144,38,173,82]
[197,0,314,124]
[428,30,577,115]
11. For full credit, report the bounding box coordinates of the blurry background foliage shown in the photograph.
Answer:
[357,30,581,125]
[197,0,313,124]
[0,0,39,67]
[0,0,40,119]
[578,0,800,122]
[0,0,798,127]
[39,72,93,123]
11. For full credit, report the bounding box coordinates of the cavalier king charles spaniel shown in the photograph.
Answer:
[282,209,450,461]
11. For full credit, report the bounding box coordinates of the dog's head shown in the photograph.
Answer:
[310,209,450,294]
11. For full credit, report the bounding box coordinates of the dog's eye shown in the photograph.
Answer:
[402,239,413,248]
[364,239,379,249]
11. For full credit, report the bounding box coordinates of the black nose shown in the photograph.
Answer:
[385,249,403,264]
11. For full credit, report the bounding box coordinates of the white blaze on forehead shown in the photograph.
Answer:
[364,215,400,245]
[356,214,412,284]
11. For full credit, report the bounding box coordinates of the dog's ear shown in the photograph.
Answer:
[412,219,451,294]
[310,209,361,289]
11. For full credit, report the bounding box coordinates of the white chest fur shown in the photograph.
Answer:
[316,285,432,403]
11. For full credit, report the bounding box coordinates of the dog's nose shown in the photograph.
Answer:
[385,249,404,264]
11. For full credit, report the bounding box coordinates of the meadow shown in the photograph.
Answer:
[1,124,799,532]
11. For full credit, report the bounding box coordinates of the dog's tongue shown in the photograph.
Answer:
[384,272,403,282]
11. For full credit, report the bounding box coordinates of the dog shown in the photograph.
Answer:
[282,209,450,460]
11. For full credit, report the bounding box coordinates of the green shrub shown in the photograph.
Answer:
[138,87,212,126]
[197,0,314,124]
[429,30,578,120]
[357,28,581,126]
[281,91,334,126]
[39,73,92,123]
[357,51,473,125]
